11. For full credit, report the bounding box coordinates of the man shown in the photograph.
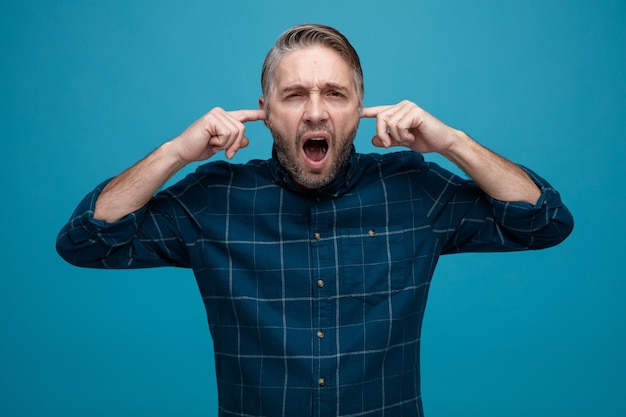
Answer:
[57,24,573,416]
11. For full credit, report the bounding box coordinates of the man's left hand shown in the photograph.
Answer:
[361,100,461,154]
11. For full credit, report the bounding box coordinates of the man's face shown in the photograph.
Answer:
[260,45,361,189]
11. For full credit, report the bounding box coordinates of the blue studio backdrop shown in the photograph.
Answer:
[2,1,625,416]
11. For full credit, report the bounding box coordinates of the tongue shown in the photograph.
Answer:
[303,140,327,162]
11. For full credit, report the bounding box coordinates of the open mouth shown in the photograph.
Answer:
[303,138,329,163]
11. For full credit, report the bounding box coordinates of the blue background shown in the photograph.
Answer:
[2,0,625,415]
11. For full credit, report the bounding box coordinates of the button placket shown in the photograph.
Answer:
[309,197,333,394]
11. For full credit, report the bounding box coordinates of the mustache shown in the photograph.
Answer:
[297,123,334,139]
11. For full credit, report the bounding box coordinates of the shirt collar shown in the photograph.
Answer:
[269,145,362,198]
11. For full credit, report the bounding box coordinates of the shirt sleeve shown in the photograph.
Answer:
[421,163,574,255]
[56,179,192,269]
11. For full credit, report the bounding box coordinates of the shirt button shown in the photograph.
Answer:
[316,279,324,288]
[317,330,325,339]
[318,377,326,387]
[368,229,376,237]
[313,232,321,240]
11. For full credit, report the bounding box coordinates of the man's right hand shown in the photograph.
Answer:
[94,107,266,222]
[171,108,267,162]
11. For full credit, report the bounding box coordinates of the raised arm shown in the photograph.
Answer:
[361,100,541,205]
[94,108,266,222]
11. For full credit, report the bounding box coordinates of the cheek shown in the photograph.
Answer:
[332,105,360,122]
[268,110,299,135]
[335,113,360,132]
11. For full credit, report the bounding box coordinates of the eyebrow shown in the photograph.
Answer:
[279,81,351,95]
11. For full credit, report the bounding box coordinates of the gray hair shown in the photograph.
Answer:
[261,24,364,104]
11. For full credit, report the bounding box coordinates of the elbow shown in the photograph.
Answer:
[55,229,102,268]
[533,207,575,249]
[55,233,83,267]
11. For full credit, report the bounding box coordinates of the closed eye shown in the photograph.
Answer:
[284,92,305,101]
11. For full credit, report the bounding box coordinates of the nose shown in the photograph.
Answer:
[303,94,328,123]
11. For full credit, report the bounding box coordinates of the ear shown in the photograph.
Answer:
[259,97,269,128]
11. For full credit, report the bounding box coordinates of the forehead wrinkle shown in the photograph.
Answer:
[272,46,355,94]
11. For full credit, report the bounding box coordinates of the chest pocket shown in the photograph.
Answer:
[338,225,410,305]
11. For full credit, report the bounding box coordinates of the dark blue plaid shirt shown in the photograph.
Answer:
[57,148,573,416]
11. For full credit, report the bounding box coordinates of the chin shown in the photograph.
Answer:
[294,175,331,190]
[296,166,338,189]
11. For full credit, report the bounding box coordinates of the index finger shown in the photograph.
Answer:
[229,109,267,123]
[360,105,392,119]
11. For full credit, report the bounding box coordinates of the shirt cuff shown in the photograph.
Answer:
[68,179,148,247]
[487,166,564,233]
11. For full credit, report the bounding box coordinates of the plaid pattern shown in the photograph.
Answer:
[57,148,573,416]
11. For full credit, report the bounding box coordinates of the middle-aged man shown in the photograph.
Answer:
[57,24,574,416]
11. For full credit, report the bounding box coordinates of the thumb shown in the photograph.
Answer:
[371,135,388,149]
